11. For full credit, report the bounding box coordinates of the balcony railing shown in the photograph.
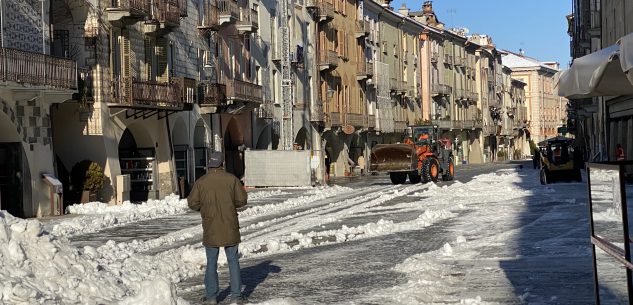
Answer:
[394,120,407,132]
[237,7,258,32]
[468,91,478,101]
[225,79,262,103]
[431,83,451,95]
[368,115,376,128]
[0,47,77,89]
[198,2,218,29]
[112,77,183,110]
[256,100,274,119]
[327,111,341,126]
[355,20,370,37]
[318,49,338,68]
[431,51,439,63]
[346,113,365,127]
[356,60,373,78]
[444,54,453,65]
[198,82,226,107]
[455,88,466,99]
[316,0,334,22]
[218,0,239,22]
[153,0,180,26]
[108,0,150,15]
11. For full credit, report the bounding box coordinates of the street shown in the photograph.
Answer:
[27,161,612,305]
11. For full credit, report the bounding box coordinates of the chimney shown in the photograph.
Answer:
[399,3,410,16]
[423,1,433,13]
[519,48,525,56]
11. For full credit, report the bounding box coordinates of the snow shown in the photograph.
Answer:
[2,165,630,304]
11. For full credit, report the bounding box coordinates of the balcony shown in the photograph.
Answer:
[346,113,366,127]
[455,88,466,99]
[237,7,258,34]
[394,120,407,132]
[355,20,370,38]
[431,51,439,63]
[106,0,150,24]
[198,82,226,107]
[326,111,341,127]
[143,0,181,35]
[368,115,376,128]
[316,0,335,23]
[444,54,453,65]
[318,49,338,71]
[173,77,197,110]
[197,2,219,31]
[356,60,373,81]
[217,0,239,25]
[431,83,451,96]
[111,77,185,110]
[256,100,274,119]
[467,91,478,102]
[431,119,452,130]
[0,47,77,90]
[198,79,261,114]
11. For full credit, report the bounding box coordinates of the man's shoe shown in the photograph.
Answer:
[201,297,217,305]
[228,296,248,305]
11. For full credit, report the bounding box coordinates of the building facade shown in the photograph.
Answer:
[568,0,633,162]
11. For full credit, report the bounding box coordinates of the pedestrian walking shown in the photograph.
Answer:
[187,152,248,305]
[616,143,625,161]
[357,154,366,176]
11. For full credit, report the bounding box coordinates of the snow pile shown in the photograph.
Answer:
[0,211,188,305]
[247,189,289,200]
[51,195,188,236]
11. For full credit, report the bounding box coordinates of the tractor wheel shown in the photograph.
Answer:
[408,172,422,184]
[442,157,455,181]
[421,159,431,183]
[540,169,548,185]
[429,158,440,182]
[390,172,407,184]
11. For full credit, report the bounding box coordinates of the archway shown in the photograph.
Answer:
[255,125,272,150]
[118,125,155,202]
[171,118,189,195]
[294,127,309,150]
[193,119,208,181]
[224,117,244,178]
[50,0,90,64]
[0,110,27,217]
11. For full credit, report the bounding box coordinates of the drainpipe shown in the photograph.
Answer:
[0,0,4,48]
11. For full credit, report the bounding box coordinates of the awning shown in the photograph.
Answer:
[556,33,633,99]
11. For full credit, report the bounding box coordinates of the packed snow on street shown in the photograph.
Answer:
[1,163,631,304]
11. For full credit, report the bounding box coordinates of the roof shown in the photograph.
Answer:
[500,50,559,73]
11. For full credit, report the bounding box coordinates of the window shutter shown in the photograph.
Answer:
[121,30,132,103]
[144,36,154,80]
[156,37,169,83]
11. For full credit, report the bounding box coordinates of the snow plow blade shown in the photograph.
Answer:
[369,144,417,172]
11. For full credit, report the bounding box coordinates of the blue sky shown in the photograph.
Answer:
[391,0,572,68]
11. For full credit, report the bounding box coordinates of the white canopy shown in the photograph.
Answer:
[556,33,633,99]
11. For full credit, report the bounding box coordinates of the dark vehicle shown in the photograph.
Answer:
[370,125,454,184]
[538,136,582,185]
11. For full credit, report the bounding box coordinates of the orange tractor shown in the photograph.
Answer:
[370,126,455,184]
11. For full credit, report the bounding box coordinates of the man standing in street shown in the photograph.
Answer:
[188,152,248,305]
